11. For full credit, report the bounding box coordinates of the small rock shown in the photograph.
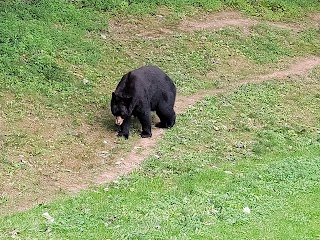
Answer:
[20,159,27,164]
[243,206,251,214]
[42,212,55,223]
[9,229,19,237]
[103,140,108,144]
[83,78,90,85]
[224,170,233,175]
[100,34,107,39]
[104,187,109,192]
[98,151,109,158]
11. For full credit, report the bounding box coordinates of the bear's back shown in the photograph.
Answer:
[116,66,175,99]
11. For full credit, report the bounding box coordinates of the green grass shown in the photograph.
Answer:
[75,0,320,21]
[1,0,319,112]
[0,0,110,119]
[224,0,320,21]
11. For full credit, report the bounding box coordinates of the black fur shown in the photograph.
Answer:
[111,66,176,139]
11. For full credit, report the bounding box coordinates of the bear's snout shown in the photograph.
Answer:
[116,116,124,126]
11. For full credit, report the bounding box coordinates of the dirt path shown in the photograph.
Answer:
[178,11,306,33]
[109,10,314,41]
[179,11,257,32]
[96,56,320,184]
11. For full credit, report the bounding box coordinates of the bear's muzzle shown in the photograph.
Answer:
[116,116,124,126]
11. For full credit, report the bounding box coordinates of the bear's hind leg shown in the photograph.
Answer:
[155,104,176,128]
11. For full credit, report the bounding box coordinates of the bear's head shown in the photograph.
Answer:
[111,92,133,126]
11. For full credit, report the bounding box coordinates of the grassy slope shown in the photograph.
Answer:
[0,0,320,238]
[1,71,320,239]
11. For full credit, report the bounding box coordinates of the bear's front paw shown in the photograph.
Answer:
[117,131,129,139]
[141,132,152,138]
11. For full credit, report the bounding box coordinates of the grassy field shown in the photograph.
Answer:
[1,74,320,239]
[0,0,320,239]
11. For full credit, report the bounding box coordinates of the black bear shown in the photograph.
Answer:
[111,66,176,139]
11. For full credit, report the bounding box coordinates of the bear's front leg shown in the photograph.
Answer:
[137,112,152,138]
[118,117,131,139]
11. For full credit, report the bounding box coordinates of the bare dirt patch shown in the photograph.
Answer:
[310,13,320,26]
[108,8,176,41]
[256,57,320,81]
[96,128,164,184]
[179,11,307,33]
[179,11,257,33]
[108,10,311,41]
[0,108,120,215]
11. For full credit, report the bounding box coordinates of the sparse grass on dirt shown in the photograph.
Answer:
[0,0,320,238]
